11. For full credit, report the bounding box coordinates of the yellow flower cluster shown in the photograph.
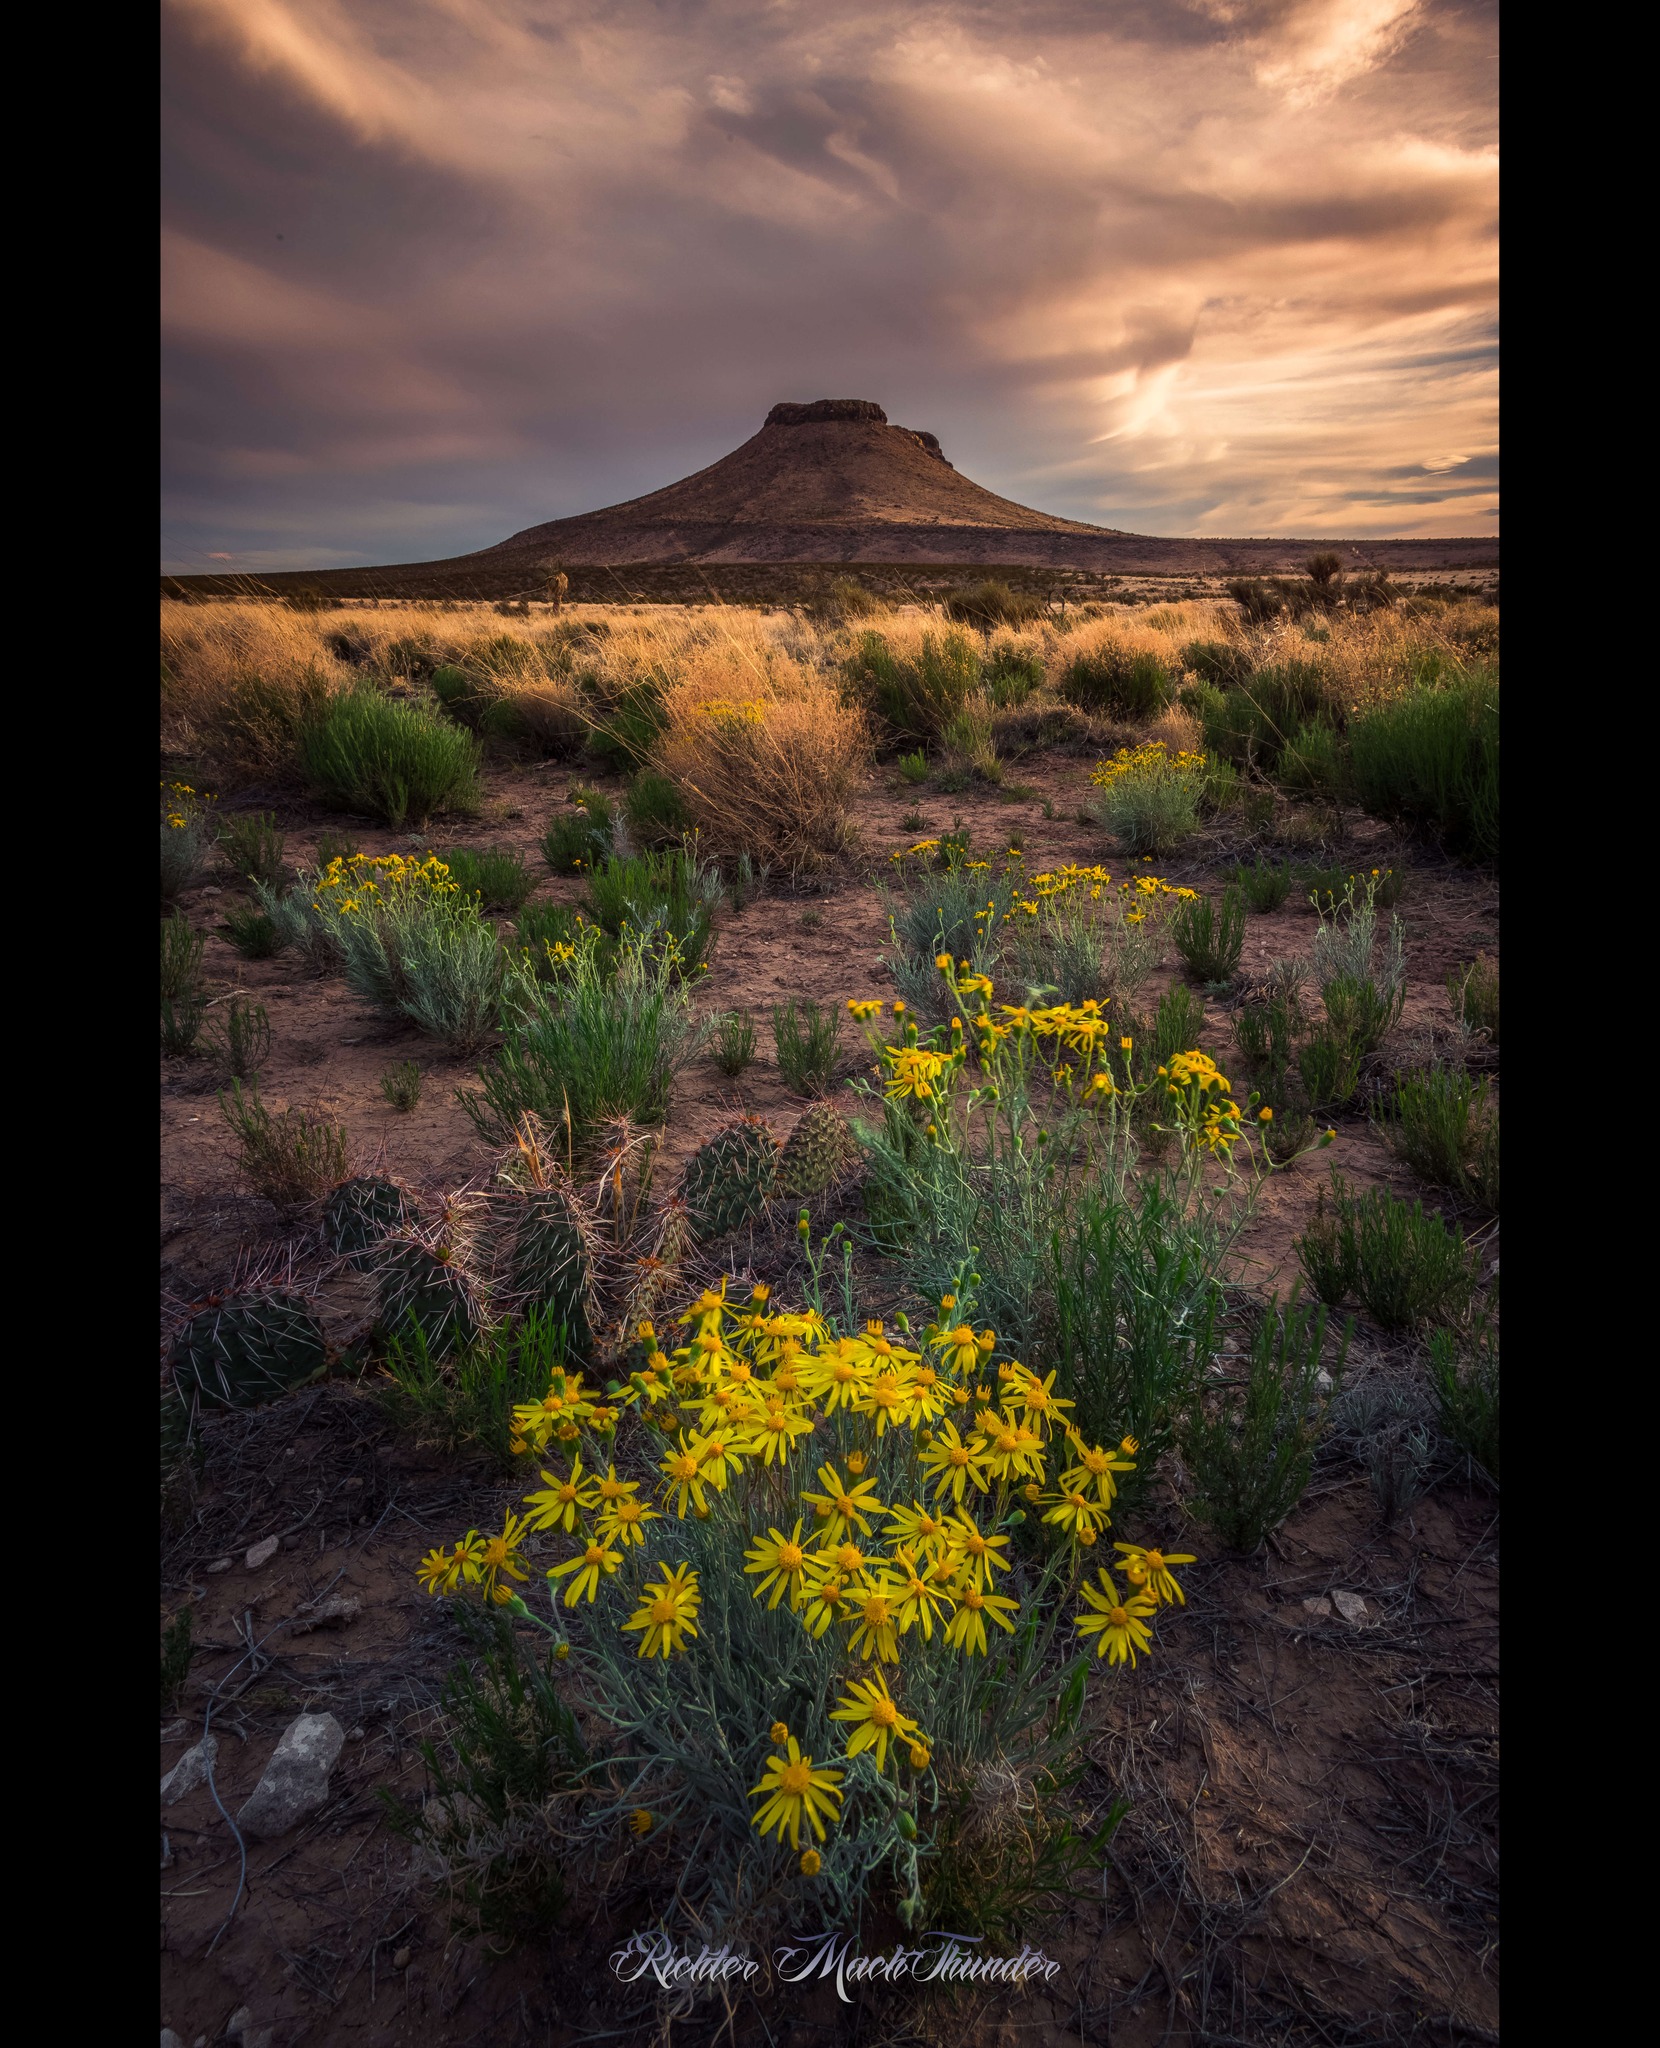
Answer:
[1089,741,1208,789]
[696,698,765,725]
[161,778,216,831]
[311,851,457,918]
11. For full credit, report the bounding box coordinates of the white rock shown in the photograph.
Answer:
[161,1734,219,1806]
[160,1718,189,1742]
[226,2011,251,2041]
[236,1712,346,1839]
[1300,1595,1332,1618]
[1331,1588,1370,1626]
[205,1558,232,1574]
[161,2031,186,2048]
[245,1536,280,1570]
[1316,1368,1334,1389]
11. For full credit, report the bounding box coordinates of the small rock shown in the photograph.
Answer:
[200,885,222,898]
[161,1734,219,1806]
[245,1536,280,1570]
[160,1718,190,1742]
[236,1712,346,1839]
[1331,1589,1370,1626]
[1300,1595,1332,1619]
[205,1558,232,1574]
[392,1947,411,1970]
[161,2031,186,2048]
[226,2012,251,2041]
[291,1596,361,1635]
[1315,1368,1334,1389]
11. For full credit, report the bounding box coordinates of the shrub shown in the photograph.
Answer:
[1305,552,1343,589]
[1232,983,1303,1089]
[940,694,1002,783]
[1058,645,1171,718]
[712,1010,757,1078]
[542,786,615,874]
[1195,660,1336,770]
[1428,1320,1499,1481]
[439,845,537,912]
[315,853,505,1054]
[160,601,341,781]
[161,781,216,906]
[381,1312,572,1470]
[897,749,929,785]
[160,995,206,1058]
[1327,1382,1435,1526]
[298,686,482,829]
[623,771,692,849]
[1088,743,1205,855]
[845,628,979,744]
[220,1081,349,1205]
[772,998,843,1096]
[432,662,491,730]
[1228,855,1293,912]
[1311,877,1406,1053]
[1010,882,1109,1006]
[207,999,271,1081]
[1347,667,1498,859]
[1381,1066,1500,1209]
[1278,722,1347,800]
[217,809,288,887]
[382,1059,423,1111]
[222,903,283,959]
[1178,1293,1348,1552]
[585,849,715,978]
[1293,1182,1358,1305]
[462,926,702,1153]
[252,877,336,973]
[1226,577,1282,624]
[1181,638,1253,690]
[1170,886,1246,984]
[884,858,1025,1016]
[1448,953,1500,1045]
[161,914,204,1003]
[943,580,1044,629]
[983,646,1045,707]
[1298,1027,1363,1112]
[1298,1176,1476,1329]
[515,900,607,984]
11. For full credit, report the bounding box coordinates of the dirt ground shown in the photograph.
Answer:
[160,749,1499,2045]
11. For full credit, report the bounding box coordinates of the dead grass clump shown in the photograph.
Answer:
[161,602,349,780]
[651,647,870,872]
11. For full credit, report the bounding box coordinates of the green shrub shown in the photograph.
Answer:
[515,900,606,984]
[1298,1027,1362,1112]
[623,770,692,849]
[1171,886,1246,984]
[1278,722,1347,799]
[321,867,505,1054]
[1181,638,1253,689]
[218,810,288,886]
[432,662,491,730]
[541,785,615,874]
[222,903,283,959]
[1179,1292,1347,1551]
[1298,1175,1476,1329]
[161,915,204,1003]
[1312,878,1406,1055]
[1293,1182,1358,1305]
[1226,577,1282,624]
[1058,645,1171,718]
[585,848,715,977]
[316,830,360,866]
[584,673,668,767]
[772,998,842,1096]
[1381,1066,1499,1209]
[712,1010,757,1078]
[1090,760,1201,856]
[462,928,701,1152]
[845,629,979,744]
[897,749,929,784]
[1228,855,1293,912]
[983,646,1045,707]
[220,1081,349,1205]
[1232,983,1303,1089]
[1327,1382,1435,1526]
[160,996,206,1058]
[380,1311,571,1470]
[1010,884,1108,1005]
[299,687,482,829]
[252,878,336,973]
[161,815,213,907]
[1196,660,1335,770]
[207,999,271,1081]
[1428,1319,1499,1480]
[440,845,537,912]
[1448,953,1499,1044]
[885,859,1024,1016]
[1347,667,1498,859]
[382,1059,422,1111]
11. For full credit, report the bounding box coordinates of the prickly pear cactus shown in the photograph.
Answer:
[375,1238,480,1360]
[170,1291,328,1412]
[620,1196,692,1335]
[677,1118,779,1239]
[323,1175,412,1266]
[777,1103,862,1198]
[505,1181,596,1359]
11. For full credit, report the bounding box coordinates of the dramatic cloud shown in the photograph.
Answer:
[160,0,1497,569]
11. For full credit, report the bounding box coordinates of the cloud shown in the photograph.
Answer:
[161,0,1497,568]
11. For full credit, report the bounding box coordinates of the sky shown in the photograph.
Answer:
[160,0,1498,571]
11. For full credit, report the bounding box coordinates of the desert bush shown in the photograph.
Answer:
[1058,644,1171,719]
[586,848,716,977]
[1228,854,1293,912]
[514,901,607,985]
[1171,886,1246,984]
[315,853,505,1053]
[1088,743,1205,856]
[943,580,1045,630]
[1427,1319,1499,1481]
[492,675,588,756]
[1297,1175,1476,1329]
[1011,879,1111,1006]
[1347,666,1498,859]
[1311,875,1406,1054]
[845,628,979,745]
[712,1010,758,1078]
[299,686,481,829]
[1381,1066,1500,1209]
[983,646,1045,707]
[251,877,335,972]
[1181,638,1253,690]
[207,998,271,1081]
[1447,953,1500,1045]
[1327,1381,1435,1526]
[1178,1293,1347,1551]
[1297,1026,1363,1112]
[623,771,692,849]
[161,780,217,907]
[1226,578,1282,624]
[220,1080,349,1205]
[883,855,1027,1016]
[773,999,843,1096]
[1278,722,1348,800]
[222,903,283,959]
[160,914,205,1003]
[541,786,615,874]
[1195,660,1337,770]
[439,845,537,913]
[218,810,288,886]
[1232,983,1304,1090]
[160,602,343,779]
[897,749,929,784]
[940,693,1002,782]
[463,924,702,1151]
[382,1059,423,1111]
